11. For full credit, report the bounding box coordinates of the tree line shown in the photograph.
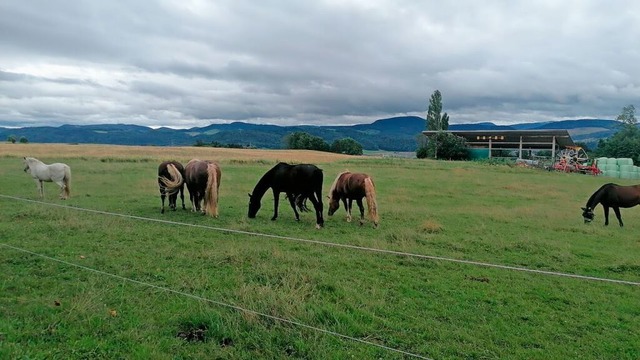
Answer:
[6,135,28,144]
[193,132,364,155]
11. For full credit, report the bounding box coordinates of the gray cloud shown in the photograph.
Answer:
[1,0,639,128]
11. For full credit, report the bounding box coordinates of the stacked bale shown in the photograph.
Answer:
[603,158,620,178]
[617,158,634,179]
[595,157,639,179]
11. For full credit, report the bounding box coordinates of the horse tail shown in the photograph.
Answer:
[364,177,379,227]
[204,163,220,217]
[160,164,184,194]
[63,165,71,199]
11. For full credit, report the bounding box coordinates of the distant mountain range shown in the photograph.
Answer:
[0,116,620,151]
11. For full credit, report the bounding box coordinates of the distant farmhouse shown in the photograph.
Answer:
[423,129,575,159]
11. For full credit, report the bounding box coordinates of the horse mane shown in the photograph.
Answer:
[204,162,220,217]
[586,183,615,209]
[328,170,350,200]
[250,163,280,201]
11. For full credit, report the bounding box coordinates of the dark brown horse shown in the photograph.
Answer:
[248,162,324,228]
[158,161,185,213]
[582,183,640,226]
[185,159,222,217]
[327,171,379,228]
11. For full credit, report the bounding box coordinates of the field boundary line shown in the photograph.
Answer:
[1,194,639,287]
[0,242,432,360]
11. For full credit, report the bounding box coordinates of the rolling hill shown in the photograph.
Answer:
[0,117,620,151]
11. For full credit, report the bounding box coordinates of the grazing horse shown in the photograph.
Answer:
[582,183,640,227]
[184,159,221,217]
[158,160,186,213]
[23,157,71,199]
[247,162,324,228]
[327,171,379,228]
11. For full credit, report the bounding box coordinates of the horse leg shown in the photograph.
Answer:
[36,180,44,198]
[160,190,166,213]
[169,193,177,211]
[356,198,365,226]
[286,193,300,221]
[180,187,186,210]
[309,196,322,229]
[613,207,623,227]
[53,180,66,199]
[603,206,610,226]
[271,191,280,221]
[346,199,353,222]
[307,192,324,229]
[198,193,205,214]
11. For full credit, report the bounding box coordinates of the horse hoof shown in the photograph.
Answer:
[315,224,322,229]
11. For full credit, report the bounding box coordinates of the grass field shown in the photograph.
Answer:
[1,144,639,359]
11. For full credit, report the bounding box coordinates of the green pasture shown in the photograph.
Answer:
[0,154,639,359]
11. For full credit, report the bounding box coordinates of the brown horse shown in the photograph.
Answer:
[327,171,379,228]
[582,183,640,226]
[185,159,222,217]
[158,161,186,213]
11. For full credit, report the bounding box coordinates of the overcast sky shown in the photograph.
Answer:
[1,1,639,129]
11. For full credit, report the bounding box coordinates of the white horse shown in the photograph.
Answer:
[23,157,71,199]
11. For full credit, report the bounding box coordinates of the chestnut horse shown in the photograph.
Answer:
[157,160,186,213]
[582,183,640,227]
[185,159,222,217]
[327,171,379,228]
[248,162,324,228]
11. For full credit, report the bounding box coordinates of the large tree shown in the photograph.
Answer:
[426,90,449,131]
[595,104,640,163]
[284,132,329,151]
[330,137,363,155]
[421,90,451,159]
[616,104,637,125]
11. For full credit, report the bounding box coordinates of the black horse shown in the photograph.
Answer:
[582,183,640,226]
[158,161,186,213]
[248,162,324,228]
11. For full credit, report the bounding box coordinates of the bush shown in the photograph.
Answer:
[331,138,363,155]
[421,132,469,160]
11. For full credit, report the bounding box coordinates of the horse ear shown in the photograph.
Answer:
[581,207,587,211]
[248,193,252,198]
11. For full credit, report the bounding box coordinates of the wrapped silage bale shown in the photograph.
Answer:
[605,163,619,172]
[620,170,634,179]
[619,164,635,172]
[617,158,634,166]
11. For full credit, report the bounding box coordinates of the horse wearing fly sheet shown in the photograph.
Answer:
[23,157,71,199]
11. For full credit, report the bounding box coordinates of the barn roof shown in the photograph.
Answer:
[422,129,575,149]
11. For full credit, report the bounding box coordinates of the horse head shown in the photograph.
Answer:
[327,195,340,216]
[22,157,31,173]
[247,193,261,218]
[581,206,594,223]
